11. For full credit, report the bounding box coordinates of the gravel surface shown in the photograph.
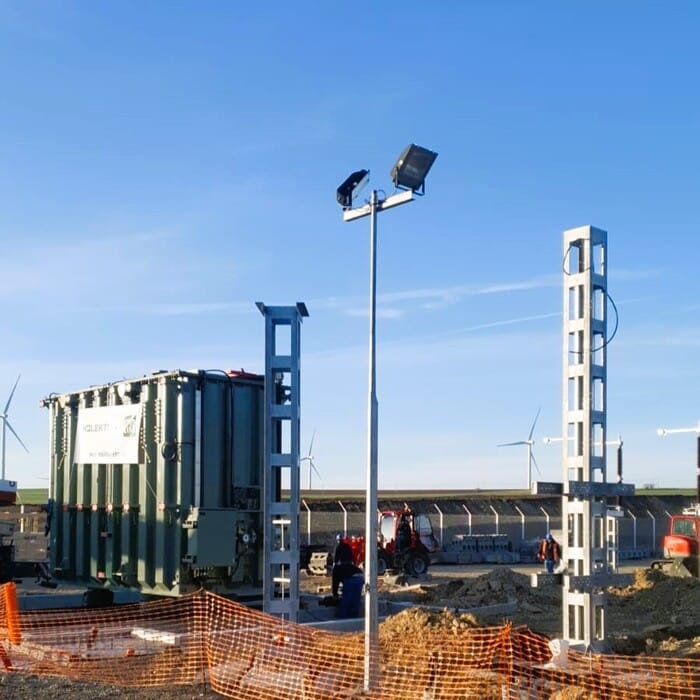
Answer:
[0,674,222,699]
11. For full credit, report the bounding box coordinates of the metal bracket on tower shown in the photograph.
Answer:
[257,301,309,621]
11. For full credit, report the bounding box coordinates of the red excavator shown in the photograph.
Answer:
[341,506,441,577]
[651,504,700,577]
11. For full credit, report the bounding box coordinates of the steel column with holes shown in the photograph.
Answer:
[258,302,309,620]
[561,226,631,648]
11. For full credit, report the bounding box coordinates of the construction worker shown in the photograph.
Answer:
[538,533,560,573]
[396,513,412,553]
[333,533,352,567]
[332,534,361,599]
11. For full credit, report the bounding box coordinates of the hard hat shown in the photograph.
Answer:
[336,532,343,542]
[546,533,553,541]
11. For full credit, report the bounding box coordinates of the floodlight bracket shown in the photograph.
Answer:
[394,182,425,196]
[342,189,414,222]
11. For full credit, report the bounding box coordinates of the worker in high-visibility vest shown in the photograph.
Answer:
[537,533,560,573]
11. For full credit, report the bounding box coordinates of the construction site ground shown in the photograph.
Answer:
[3,560,700,698]
[300,560,700,658]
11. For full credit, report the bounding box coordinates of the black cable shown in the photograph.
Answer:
[567,290,620,357]
[562,241,619,355]
[562,243,591,276]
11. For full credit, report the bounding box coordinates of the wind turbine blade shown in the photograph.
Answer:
[311,461,323,483]
[497,441,527,447]
[528,407,541,441]
[531,451,542,476]
[4,374,21,415]
[5,420,29,453]
[308,429,316,457]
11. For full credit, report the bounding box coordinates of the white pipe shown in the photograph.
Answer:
[433,504,444,547]
[629,510,637,550]
[461,504,472,535]
[489,504,499,535]
[540,505,550,534]
[514,504,526,540]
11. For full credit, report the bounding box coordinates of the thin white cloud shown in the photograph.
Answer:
[306,274,560,318]
[378,274,559,305]
[345,307,405,320]
[141,301,252,316]
[614,268,665,281]
[315,270,661,318]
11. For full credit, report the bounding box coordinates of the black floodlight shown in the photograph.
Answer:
[336,168,369,209]
[390,144,438,193]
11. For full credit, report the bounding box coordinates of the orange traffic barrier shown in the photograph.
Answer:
[2,581,21,645]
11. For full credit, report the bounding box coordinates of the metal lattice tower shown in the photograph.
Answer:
[257,302,309,620]
[561,226,632,648]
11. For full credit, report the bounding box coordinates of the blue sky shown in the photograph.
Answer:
[1,3,698,490]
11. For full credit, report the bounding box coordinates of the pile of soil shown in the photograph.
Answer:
[377,566,700,657]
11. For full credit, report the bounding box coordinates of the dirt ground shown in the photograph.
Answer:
[370,565,700,658]
[3,564,700,698]
[300,563,700,658]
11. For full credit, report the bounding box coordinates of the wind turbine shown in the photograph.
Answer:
[498,408,541,489]
[657,422,700,438]
[1,374,29,481]
[300,430,322,490]
[658,422,700,501]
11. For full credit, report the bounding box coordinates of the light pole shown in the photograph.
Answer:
[337,144,437,692]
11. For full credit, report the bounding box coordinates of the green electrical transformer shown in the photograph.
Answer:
[42,369,264,599]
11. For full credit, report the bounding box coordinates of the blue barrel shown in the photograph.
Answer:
[339,575,363,618]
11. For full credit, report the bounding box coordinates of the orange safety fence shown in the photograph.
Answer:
[1,581,699,699]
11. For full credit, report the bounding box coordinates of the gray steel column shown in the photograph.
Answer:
[562,225,605,646]
[561,226,632,648]
[258,302,309,621]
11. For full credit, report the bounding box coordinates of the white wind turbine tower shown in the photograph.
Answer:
[300,430,323,490]
[498,407,541,489]
[1,374,29,482]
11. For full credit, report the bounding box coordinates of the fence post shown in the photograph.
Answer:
[629,510,637,551]
[433,504,444,547]
[514,504,526,540]
[645,509,656,556]
[489,504,499,535]
[540,506,550,535]
[338,501,348,537]
[461,504,472,535]
[302,500,311,546]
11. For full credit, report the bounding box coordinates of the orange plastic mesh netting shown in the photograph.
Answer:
[1,582,699,699]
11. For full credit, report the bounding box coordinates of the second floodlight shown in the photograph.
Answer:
[390,144,438,193]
